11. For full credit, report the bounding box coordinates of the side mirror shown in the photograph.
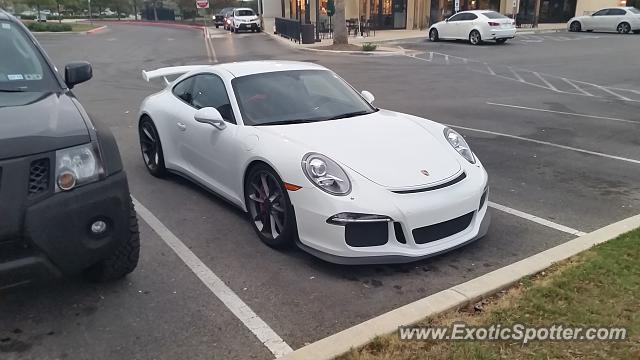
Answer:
[194,107,226,130]
[361,90,375,104]
[64,62,92,89]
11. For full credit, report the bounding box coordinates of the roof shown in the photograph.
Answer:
[217,61,327,77]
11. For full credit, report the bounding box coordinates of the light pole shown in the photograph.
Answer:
[88,0,92,24]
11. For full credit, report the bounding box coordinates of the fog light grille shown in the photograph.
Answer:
[28,159,50,196]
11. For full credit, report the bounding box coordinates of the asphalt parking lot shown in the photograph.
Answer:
[1,24,639,359]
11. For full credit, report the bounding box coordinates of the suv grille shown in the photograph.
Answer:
[28,159,50,195]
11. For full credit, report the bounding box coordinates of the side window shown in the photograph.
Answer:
[608,9,626,15]
[191,74,236,124]
[172,77,195,104]
[463,13,478,21]
[448,13,465,22]
[592,9,609,16]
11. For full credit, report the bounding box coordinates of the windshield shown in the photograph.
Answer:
[0,20,60,92]
[235,10,255,16]
[483,11,508,19]
[232,70,376,126]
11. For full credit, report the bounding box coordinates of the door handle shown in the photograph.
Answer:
[177,122,187,131]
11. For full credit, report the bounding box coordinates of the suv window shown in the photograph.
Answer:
[235,9,255,16]
[448,13,466,22]
[173,77,195,104]
[592,9,610,16]
[608,8,626,15]
[0,20,59,92]
[191,74,236,123]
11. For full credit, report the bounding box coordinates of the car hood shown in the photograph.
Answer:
[0,92,90,159]
[258,110,462,189]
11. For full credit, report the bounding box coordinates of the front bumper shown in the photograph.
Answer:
[235,22,260,30]
[0,171,132,285]
[483,28,516,40]
[289,162,490,264]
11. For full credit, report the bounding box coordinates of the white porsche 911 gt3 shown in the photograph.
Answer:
[138,61,490,264]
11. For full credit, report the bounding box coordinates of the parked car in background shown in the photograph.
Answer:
[429,10,516,45]
[0,10,140,287]
[214,7,233,28]
[568,7,640,34]
[230,8,260,33]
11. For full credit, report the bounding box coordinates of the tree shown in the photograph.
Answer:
[131,0,142,20]
[332,0,347,45]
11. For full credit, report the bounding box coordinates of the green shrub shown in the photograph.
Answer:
[19,15,36,20]
[26,22,73,32]
[361,43,377,51]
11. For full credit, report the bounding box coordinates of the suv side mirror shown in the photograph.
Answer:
[194,107,226,130]
[64,62,92,89]
[361,90,375,104]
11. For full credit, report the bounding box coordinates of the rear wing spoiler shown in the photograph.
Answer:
[142,65,210,85]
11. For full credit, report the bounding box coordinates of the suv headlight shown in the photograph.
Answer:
[444,127,475,164]
[55,143,104,191]
[302,153,351,196]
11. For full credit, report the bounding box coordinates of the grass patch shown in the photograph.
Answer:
[24,21,100,32]
[361,43,377,51]
[338,228,640,360]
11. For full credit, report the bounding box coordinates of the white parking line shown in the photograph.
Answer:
[561,77,593,96]
[486,102,638,125]
[489,202,587,236]
[446,124,640,165]
[132,197,293,358]
[533,71,558,91]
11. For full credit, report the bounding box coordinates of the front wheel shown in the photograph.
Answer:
[139,116,167,178]
[244,164,296,248]
[617,22,631,34]
[495,38,507,44]
[569,21,581,32]
[469,30,482,45]
[429,28,439,42]
[84,198,140,282]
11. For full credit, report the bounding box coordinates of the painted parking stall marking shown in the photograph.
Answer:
[132,197,293,358]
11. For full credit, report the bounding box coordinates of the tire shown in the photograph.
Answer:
[256,28,261,33]
[469,30,482,45]
[215,25,219,28]
[84,198,140,282]
[139,116,167,178]
[569,21,581,32]
[617,22,631,34]
[429,28,439,42]
[495,38,507,44]
[244,164,296,249]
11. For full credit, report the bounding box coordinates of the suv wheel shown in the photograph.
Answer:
[84,198,140,282]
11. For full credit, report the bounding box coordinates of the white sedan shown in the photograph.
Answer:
[429,10,516,45]
[568,7,640,34]
[138,61,490,264]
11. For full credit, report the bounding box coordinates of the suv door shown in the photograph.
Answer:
[178,73,242,202]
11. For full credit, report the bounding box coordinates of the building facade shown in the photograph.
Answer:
[263,0,637,30]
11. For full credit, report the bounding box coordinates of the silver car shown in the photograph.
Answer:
[568,7,640,34]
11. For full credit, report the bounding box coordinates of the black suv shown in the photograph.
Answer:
[0,11,139,287]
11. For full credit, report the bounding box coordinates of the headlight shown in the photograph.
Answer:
[443,127,475,164]
[55,143,104,191]
[302,153,351,196]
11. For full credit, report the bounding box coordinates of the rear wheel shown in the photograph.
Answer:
[617,22,631,34]
[495,38,507,44]
[84,198,140,282]
[139,116,167,178]
[429,28,439,42]
[244,164,296,248]
[469,30,482,45]
[569,21,581,32]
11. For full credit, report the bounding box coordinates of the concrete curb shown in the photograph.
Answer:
[517,28,564,35]
[85,25,108,34]
[278,213,640,360]
[264,31,405,56]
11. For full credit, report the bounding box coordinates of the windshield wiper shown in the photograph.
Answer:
[327,109,375,120]
[254,119,320,126]
[0,88,26,93]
